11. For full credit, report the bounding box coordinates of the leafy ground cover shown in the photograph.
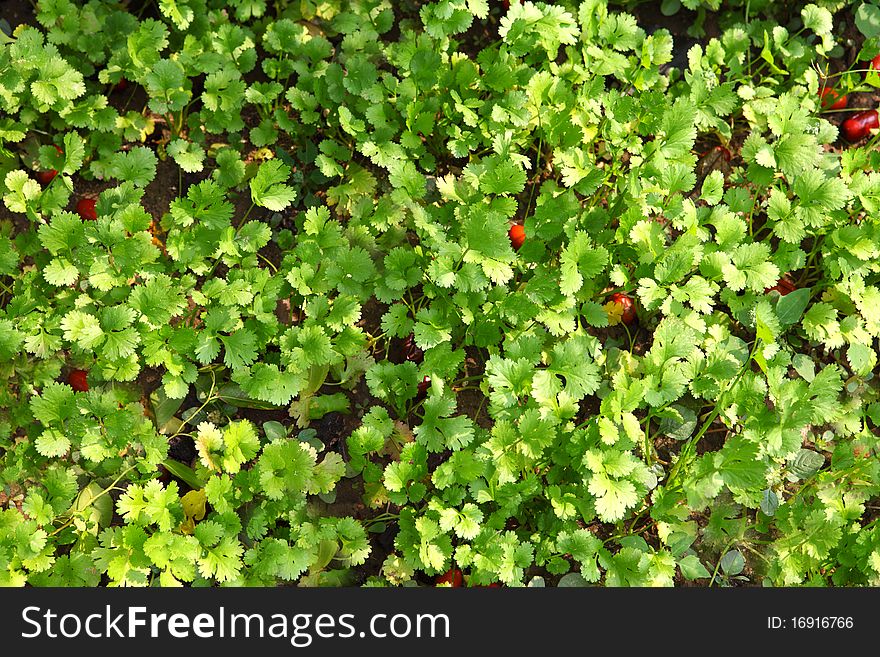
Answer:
[1,0,880,588]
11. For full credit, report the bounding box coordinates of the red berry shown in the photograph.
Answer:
[114,77,129,91]
[819,87,847,111]
[608,292,637,325]
[35,145,63,185]
[842,110,879,142]
[76,198,98,221]
[35,169,58,184]
[68,369,89,392]
[765,277,796,296]
[702,145,732,161]
[870,54,880,72]
[435,568,463,587]
[508,224,525,251]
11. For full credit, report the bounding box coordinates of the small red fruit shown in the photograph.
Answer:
[508,223,525,251]
[35,169,58,185]
[700,145,732,161]
[68,369,89,392]
[714,145,732,161]
[819,87,847,111]
[765,277,796,296]
[35,145,63,184]
[842,110,879,142]
[870,54,880,72]
[76,198,98,221]
[114,77,129,91]
[435,568,463,587]
[608,292,637,325]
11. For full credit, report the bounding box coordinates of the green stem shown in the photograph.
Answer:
[708,537,738,587]
[666,339,759,488]
[49,463,139,537]
[256,252,278,272]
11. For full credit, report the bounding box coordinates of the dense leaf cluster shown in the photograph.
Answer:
[1,0,880,587]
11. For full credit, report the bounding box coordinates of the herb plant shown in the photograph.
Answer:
[1,0,880,588]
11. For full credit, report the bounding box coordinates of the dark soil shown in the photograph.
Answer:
[694,420,730,456]
[457,387,491,429]
[167,434,197,464]
[141,157,182,222]
[0,0,38,30]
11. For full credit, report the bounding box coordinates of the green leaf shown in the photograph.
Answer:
[660,0,681,16]
[35,429,70,457]
[802,4,833,36]
[60,132,85,175]
[499,2,579,58]
[159,0,195,29]
[43,258,79,286]
[788,449,825,479]
[775,288,811,326]
[107,148,157,187]
[61,310,104,349]
[478,156,526,196]
[216,382,285,409]
[855,3,880,38]
[760,489,779,516]
[557,572,590,587]
[658,405,697,441]
[719,549,745,576]
[161,459,205,490]
[3,170,41,214]
[250,159,296,211]
[700,170,724,206]
[560,232,608,297]
[678,554,711,580]
[167,139,205,173]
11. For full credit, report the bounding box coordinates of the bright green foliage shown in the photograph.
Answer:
[1,0,880,589]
